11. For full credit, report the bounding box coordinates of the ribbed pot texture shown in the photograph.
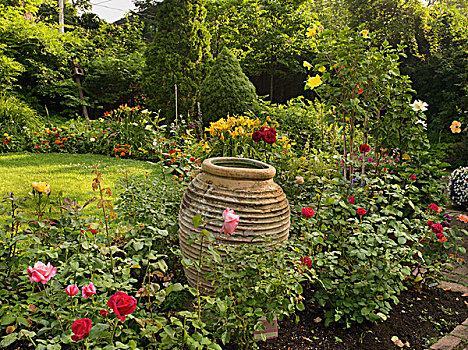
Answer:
[178,157,290,290]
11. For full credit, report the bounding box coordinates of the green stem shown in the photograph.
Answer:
[43,282,65,332]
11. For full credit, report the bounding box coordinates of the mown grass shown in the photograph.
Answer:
[0,152,162,219]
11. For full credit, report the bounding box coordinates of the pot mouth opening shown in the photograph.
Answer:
[211,158,269,170]
[202,157,275,180]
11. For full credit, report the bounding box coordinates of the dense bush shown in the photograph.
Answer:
[200,47,258,125]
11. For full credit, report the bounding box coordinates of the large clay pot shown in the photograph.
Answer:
[178,157,290,290]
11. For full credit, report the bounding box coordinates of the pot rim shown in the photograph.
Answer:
[202,157,276,180]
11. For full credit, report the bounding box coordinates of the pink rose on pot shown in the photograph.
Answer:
[26,262,57,284]
[220,208,240,235]
[82,282,96,299]
[65,284,79,296]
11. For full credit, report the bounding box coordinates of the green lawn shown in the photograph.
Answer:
[0,152,161,218]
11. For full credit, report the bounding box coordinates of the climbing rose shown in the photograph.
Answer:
[357,208,366,216]
[71,318,92,341]
[410,174,417,180]
[82,282,96,299]
[348,197,356,205]
[436,232,447,243]
[428,203,442,213]
[65,284,79,296]
[220,208,240,235]
[431,223,444,234]
[360,144,370,153]
[26,262,57,284]
[107,291,137,322]
[458,214,468,223]
[301,207,315,218]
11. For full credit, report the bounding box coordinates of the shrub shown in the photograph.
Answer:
[200,47,258,125]
[448,166,468,210]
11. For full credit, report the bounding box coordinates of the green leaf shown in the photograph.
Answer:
[0,333,18,348]
[88,323,110,340]
[0,315,15,325]
[192,214,202,228]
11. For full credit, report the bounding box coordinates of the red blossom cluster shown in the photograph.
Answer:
[252,127,277,144]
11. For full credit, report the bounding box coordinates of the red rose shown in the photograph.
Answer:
[252,130,263,143]
[100,309,110,316]
[357,207,366,216]
[360,144,370,153]
[189,157,195,162]
[107,291,137,322]
[301,207,315,218]
[300,256,312,269]
[348,197,355,205]
[269,127,277,136]
[410,174,417,180]
[262,130,276,144]
[427,220,433,227]
[71,318,92,341]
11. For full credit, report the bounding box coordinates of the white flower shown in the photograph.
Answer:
[410,100,428,112]
[90,137,95,142]
[141,109,150,114]
[152,140,157,147]
[131,122,138,126]
[415,119,427,129]
[145,125,152,130]
[142,119,148,124]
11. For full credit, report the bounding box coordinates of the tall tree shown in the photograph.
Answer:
[143,0,212,122]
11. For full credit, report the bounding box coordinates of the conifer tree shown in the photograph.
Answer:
[200,47,258,124]
[143,0,211,122]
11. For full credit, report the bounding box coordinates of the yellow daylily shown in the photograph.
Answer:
[303,61,312,70]
[318,66,326,73]
[361,30,369,38]
[306,75,323,89]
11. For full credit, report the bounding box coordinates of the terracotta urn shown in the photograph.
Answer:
[178,157,290,290]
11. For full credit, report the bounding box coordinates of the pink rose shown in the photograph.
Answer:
[220,208,240,235]
[26,262,57,284]
[348,196,356,205]
[82,282,96,299]
[65,284,79,296]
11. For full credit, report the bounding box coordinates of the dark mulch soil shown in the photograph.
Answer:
[258,286,468,350]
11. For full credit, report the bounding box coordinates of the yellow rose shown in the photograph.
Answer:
[318,66,326,73]
[306,75,323,89]
[306,26,316,37]
[32,182,50,194]
[450,120,462,134]
[303,61,312,70]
